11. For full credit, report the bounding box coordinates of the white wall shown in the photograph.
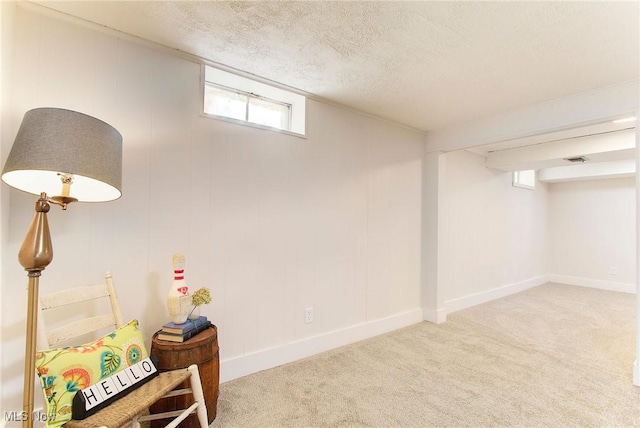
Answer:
[0,0,15,420]
[548,177,636,291]
[438,150,549,312]
[1,4,423,414]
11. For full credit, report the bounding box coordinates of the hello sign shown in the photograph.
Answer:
[71,358,159,420]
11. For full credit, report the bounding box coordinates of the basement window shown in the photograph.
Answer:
[203,65,306,136]
[513,170,536,190]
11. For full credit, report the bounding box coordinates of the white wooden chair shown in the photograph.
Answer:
[37,272,209,428]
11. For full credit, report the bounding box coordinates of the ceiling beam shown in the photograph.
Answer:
[538,159,635,182]
[425,80,639,153]
[485,128,636,172]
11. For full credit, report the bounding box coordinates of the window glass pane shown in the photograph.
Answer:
[204,85,247,121]
[513,170,536,190]
[248,96,290,130]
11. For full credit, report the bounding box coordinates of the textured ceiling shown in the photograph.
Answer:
[31,1,639,133]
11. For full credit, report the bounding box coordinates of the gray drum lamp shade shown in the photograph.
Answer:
[2,108,122,202]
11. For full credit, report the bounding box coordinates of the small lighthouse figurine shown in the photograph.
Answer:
[166,253,192,324]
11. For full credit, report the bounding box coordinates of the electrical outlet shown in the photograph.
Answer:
[610,266,617,275]
[304,307,314,324]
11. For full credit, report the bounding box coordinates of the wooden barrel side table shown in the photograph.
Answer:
[149,325,219,427]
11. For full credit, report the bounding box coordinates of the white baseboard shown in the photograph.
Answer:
[444,275,548,315]
[548,274,636,294]
[219,308,423,383]
[422,307,447,324]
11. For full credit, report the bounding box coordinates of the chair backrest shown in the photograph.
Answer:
[37,272,125,350]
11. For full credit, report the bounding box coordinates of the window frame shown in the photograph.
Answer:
[201,65,306,138]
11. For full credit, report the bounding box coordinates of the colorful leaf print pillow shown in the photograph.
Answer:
[35,319,148,427]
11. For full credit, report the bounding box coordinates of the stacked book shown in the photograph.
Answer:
[157,316,211,342]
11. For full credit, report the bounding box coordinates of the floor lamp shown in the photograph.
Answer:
[1,108,122,427]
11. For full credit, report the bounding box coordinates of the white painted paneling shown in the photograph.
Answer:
[301,101,369,336]
[108,42,156,331]
[0,1,16,420]
[366,119,423,320]
[439,150,548,304]
[548,178,636,285]
[1,5,424,412]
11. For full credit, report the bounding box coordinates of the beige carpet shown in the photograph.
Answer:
[211,283,640,427]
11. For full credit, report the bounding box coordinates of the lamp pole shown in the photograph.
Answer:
[19,194,53,428]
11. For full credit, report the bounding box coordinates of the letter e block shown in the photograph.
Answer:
[98,378,118,398]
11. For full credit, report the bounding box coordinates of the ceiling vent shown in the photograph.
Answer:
[564,156,588,163]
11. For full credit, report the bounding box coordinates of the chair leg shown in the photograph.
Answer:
[131,415,141,428]
[187,364,209,427]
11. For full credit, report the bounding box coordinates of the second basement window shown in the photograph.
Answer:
[513,170,536,190]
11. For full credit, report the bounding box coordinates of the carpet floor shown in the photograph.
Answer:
[210,283,640,427]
